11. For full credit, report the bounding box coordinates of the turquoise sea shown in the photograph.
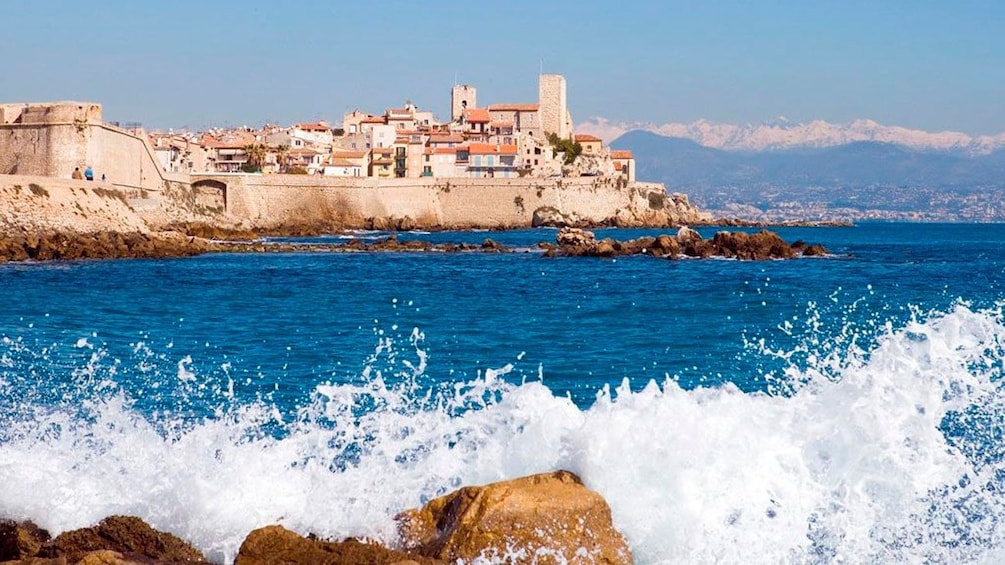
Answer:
[2,223,1005,563]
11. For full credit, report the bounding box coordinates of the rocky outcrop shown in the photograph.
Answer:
[550,226,826,260]
[0,516,209,564]
[0,230,220,262]
[233,525,441,565]
[397,470,632,564]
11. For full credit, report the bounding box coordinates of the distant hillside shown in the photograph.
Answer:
[580,117,1005,155]
[611,130,1005,222]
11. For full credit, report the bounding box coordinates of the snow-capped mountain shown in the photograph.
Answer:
[577,117,1005,156]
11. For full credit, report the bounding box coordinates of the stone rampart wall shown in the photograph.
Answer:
[201,174,705,229]
[0,122,168,192]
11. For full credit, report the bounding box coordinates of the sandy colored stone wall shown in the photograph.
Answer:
[0,122,168,191]
[0,174,149,234]
[202,174,710,229]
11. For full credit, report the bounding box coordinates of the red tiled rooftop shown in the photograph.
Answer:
[462,108,491,123]
[296,122,330,132]
[467,143,518,155]
[575,134,602,143]
[332,150,368,159]
[610,150,634,159]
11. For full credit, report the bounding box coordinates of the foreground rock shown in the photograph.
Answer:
[0,515,210,564]
[550,226,826,260]
[0,230,222,262]
[397,470,632,564]
[234,525,441,565]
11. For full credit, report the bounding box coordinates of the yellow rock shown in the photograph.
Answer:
[398,470,632,564]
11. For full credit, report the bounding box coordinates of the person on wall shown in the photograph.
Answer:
[84,166,94,181]
[71,167,83,180]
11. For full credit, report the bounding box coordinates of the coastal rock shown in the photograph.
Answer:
[234,525,440,565]
[481,238,506,252]
[556,227,595,247]
[0,520,51,561]
[397,470,632,564]
[551,227,822,260]
[710,230,796,260]
[676,225,701,244]
[532,206,576,228]
[23,516,209,564]
[0,231,219,263]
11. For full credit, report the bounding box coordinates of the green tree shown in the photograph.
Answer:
[243,143,267,172]
[547,133,583,165]
[276,144,290,172]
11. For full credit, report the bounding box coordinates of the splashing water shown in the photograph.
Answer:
[1,304,1005,563]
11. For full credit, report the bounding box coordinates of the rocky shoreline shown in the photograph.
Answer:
[0,471,630,565]
[0,225,826,264]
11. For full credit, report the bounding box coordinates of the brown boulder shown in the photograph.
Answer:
[397,470,632,564]
[556,227,595,247]
[38,516,208,564]
[0,520,51,561]
[595,239,616,257]
[234,525,440,565]
[710,230,795,260]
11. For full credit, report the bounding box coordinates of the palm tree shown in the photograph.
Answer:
[243,143,267,172]
[276,144,290,173]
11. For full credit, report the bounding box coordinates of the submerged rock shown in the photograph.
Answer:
[397,470,632,564]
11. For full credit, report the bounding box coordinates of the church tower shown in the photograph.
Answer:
[451,84,477,122]
[538,74,569,139]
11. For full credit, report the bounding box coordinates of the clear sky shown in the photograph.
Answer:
[4,0,1003,134]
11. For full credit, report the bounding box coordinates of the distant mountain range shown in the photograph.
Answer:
[578,117,1005,156]
[602,128,1005,222]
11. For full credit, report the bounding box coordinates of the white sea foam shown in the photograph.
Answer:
[1,304,1004,563]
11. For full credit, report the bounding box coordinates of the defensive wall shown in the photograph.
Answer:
[191,174,708,229]
[0,102,182,193]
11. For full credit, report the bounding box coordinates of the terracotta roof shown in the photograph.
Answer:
[467,143,518,155]
[574,134,602,143]
[434,147,457,155]
[488,104,539,112]
[429,133,464,143]
[361,116,386,124]
[462,108,491,123]
[296,122,330,132]
[332,150,368,159]
[328,158,358,167]
[610,150,634,159]
[289,148,322,155]
[371,147,394,155]
[613,162,623,171]
[490,121,515,128]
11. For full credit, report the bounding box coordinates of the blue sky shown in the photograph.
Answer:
[4,1,1003,134]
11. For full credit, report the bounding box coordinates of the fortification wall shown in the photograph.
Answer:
[208,175,709,229]
[0,122,168,191]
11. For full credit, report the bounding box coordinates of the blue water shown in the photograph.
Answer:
[2,223,1004,563]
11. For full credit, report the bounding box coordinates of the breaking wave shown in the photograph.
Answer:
[2,303,1005,563]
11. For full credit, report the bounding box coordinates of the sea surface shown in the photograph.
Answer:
[2,222,1005,563]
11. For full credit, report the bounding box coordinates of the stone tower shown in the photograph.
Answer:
[538,74,569,139]
[451,84,477,122]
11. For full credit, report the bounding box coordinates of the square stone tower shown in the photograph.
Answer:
[451,85,477,122]
[538,74,569,139]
